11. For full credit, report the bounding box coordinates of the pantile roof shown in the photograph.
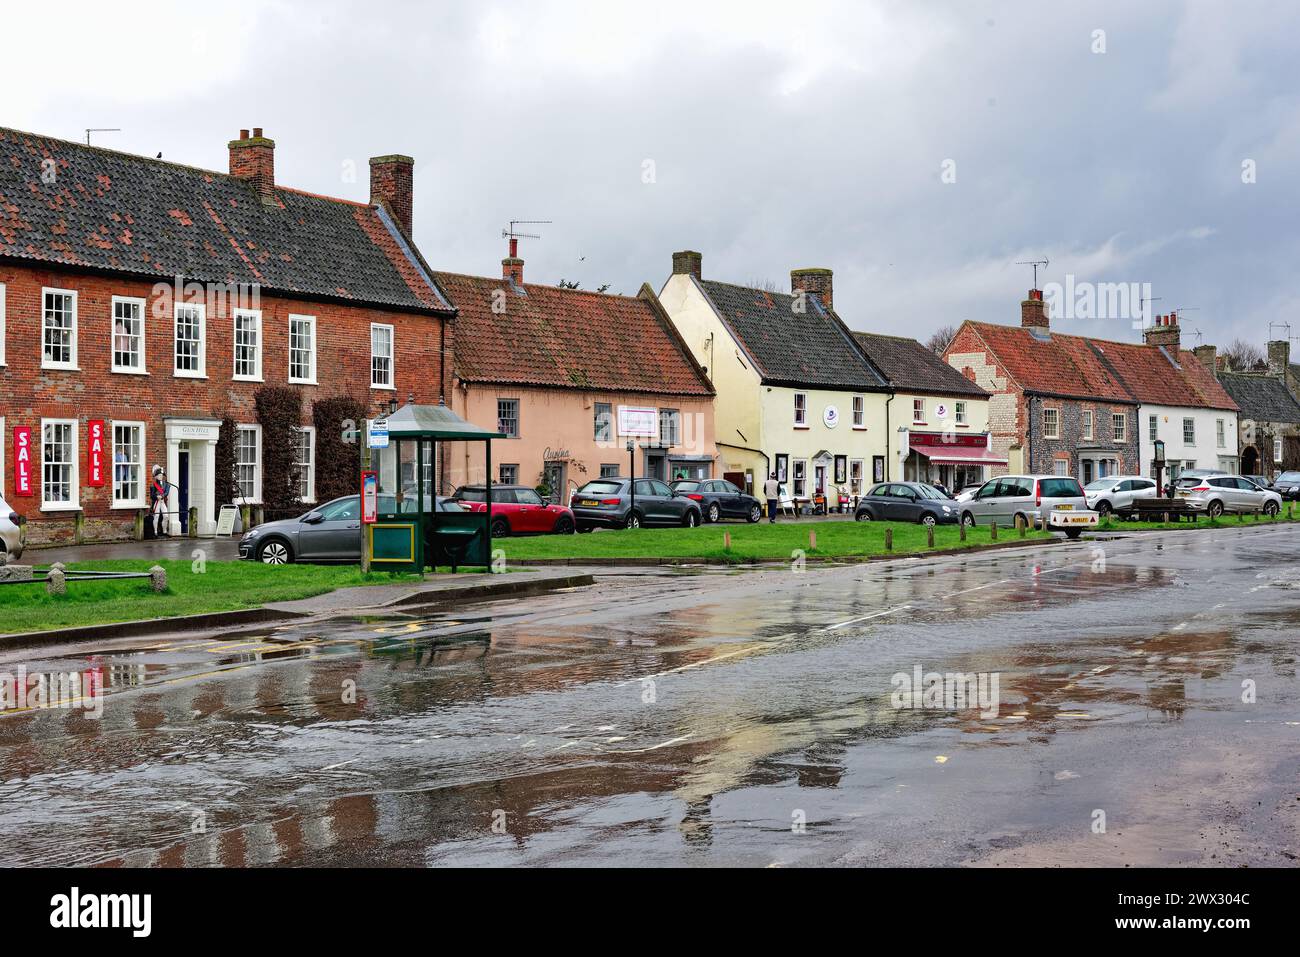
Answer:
[438,272,713,396]
[0,127,451,313]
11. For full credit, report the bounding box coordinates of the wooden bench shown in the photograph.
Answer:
[1125,498,1202,522]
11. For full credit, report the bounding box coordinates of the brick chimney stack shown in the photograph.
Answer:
[369,154,415,236]
[502,237,524,285]
[791,268,833,310]
[672,250,702,280]
[1193,343,1218,378]
[228,128,276,200]
[1268,339,1290,377]
[1020,289,1048,329]
[1143,312,1182,351]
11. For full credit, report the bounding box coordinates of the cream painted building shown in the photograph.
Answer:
[659,252,892,504]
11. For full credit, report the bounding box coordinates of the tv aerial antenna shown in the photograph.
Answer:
[1015,257,1049,289]
[502,220,551,243]
[85,128,121,146]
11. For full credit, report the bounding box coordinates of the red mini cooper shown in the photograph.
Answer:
[450,485,576,537]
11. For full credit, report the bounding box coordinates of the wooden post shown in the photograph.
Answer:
[188,507,198,538]
[73,510,84,545]
[959,521,966,542]
[990,521,997,541]
[809,530,816,551]
[133,510,144,541]
[1163,512,1170,524]
[724,530,732,551]
[1018,516,1026,538]
[884,528,893,551]
[927,524,935,548]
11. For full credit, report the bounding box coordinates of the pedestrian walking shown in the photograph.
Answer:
[149,465,170,538]
[763,472,781,523]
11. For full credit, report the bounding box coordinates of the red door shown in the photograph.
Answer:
[513,488,550,532]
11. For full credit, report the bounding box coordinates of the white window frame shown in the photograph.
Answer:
[497,398,520,438]
[41,287,79,370]
[234,424,263,504]
[1149,414,1159,442]
[40,417,80,511]
[793,392,807,427]
[370,323,395,389]
[1113,412,1127,443]
[294,425,316,503]
[1081,409,1093,441]
[1043,407,1060,440]
[1275,435,1284,465]
[792,458,808,497]
[1182,417,1195,446]
[955,401,967,426]
[912,398,926,424]
[288,314,318,385]
[232,308,263,382]
[110,296,147,375]
[1216,419,1226,449]
[110,420,147,509]
[173,302,207,378]
[849,458,864,494]
[0,282,6,366]
[852,395,865,428]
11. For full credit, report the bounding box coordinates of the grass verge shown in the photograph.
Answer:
[495,519,1053,563]
[0,560,422,635]
[1095,512,1300,532]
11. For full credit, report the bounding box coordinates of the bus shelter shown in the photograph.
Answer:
[367,402,505,572]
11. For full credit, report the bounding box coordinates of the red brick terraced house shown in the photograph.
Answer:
[437,248,716,500]
[0,126,455,546]
[943,291,1238,482]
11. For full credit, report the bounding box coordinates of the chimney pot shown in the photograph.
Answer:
[252,127,263,138]
[1020,289,1049,329]
[791,267,834,310]
[369,154,415,236]
[239,128,249,140]
[672,250,703,280]
[1144,313,1182,351]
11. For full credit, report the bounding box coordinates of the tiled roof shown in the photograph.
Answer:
[0,127,451,313]
[1217,372,1300,423]
[437,272,713,396]
[697,279,890,391]
[853,331,988,398]
[959,321,1237,410]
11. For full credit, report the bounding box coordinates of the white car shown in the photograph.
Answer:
[1083,475,1159,517]
[1175,474,1283,518]
[0,494,25,561]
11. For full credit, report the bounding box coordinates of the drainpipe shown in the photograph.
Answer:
[884,392,894,480]
[1026,393,1035,474]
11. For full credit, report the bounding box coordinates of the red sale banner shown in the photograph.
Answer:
[13,427,32,497]
[87,420,106,488]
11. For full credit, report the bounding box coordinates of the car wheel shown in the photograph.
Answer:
[961,512,976,528]
[707,503,720,523]
[554,515,575,534]
[490,518,511,538]
[1064,528,1082,540]
[1265,501,1280,517]
[576,525,594,534]
[1207,500,1224,518]
[855,509,873,522]
[683,509,700,528]
[625,511,642,530]
[920,513,937,527]
[1096,500,1112,517]
[747,504,762,523]
[258,539,292,565]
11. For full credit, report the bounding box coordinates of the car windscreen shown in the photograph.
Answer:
[577,481,623,496]
[1278,472,1300,483]
[1037,478,1084,498]
[456,488,486,502]
[915,484,945,499]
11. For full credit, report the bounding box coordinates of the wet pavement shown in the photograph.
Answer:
[1,525,1298,867]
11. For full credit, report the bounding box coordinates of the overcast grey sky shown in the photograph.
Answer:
[8,0,1299,349]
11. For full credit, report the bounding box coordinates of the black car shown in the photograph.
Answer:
[854,481,960,526]
[1272,470,1300,500]
[569,477,702,530]
[670,479,763,523]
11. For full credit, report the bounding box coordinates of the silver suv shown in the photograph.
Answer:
[1083,475,1158,516]
[1174,474,1282,517]
[0,493,25,561]
[960,474,1092,538]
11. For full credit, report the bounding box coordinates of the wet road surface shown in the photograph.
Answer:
[2,525,1298,867]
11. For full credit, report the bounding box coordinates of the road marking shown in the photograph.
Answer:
[827,604,913,631]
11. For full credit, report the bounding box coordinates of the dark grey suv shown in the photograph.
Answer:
[569,478,702,531]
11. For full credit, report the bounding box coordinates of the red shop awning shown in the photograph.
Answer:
[912,446,1008,466]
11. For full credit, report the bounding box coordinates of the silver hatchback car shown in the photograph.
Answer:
[960,474,1092,538]
[1174,474,1282,517]
[0,493,25,561]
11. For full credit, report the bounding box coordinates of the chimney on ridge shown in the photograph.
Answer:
[1268,339,1291,377]
[502,237,524,285]
[1193,343,1218,378]
[791,268,833,310]
[1020,288,1048,329]
[1143,312,1182,352]
[672,250,703,280]
[369,154,415,236]
[228,127,276,200]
